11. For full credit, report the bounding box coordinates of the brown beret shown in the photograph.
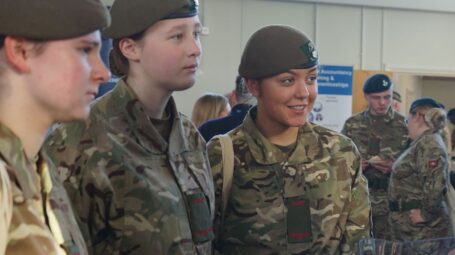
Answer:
[0,0,110,40]
[239,25,318,80]
[103,0,199,39]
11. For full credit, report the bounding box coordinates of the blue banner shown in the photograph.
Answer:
[317,65,353,95]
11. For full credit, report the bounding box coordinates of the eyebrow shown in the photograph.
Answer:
[168,22,202,33]
[79,40,101,47]
[288,67,318,75]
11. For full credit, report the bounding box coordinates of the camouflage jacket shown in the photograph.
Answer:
[207,107,371,255]
[389,130,449,240]
[45,79,215,255]
[341,108,408,181]
[0,123,87,255]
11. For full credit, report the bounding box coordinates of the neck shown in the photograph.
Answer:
[255,108,299,146]
[412,126,431,141]
[0,79,51,159]
[126,74,171,119]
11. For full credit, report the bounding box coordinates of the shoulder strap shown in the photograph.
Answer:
[215,134,234,220]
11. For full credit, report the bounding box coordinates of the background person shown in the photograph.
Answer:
[0,0,110,253]
[389,97,449,241]
[208,25,371,254]
[199,76,256,141]
[341,74,409,240]
[45,0,215,254]
[191,92,230,128]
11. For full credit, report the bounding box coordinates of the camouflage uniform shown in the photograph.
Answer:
[45,79,215,255]
[0,123,88,255]
[208,107,371,255]
[389,130,449,241]
[341,108,408,240]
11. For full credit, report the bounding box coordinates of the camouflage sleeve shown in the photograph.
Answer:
[0,161,12,254]
[206,138,224,252]
[341,143,371,253]
[416,139,448,220]
[340,120,351,137]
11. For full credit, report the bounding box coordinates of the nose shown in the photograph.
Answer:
[188,36,202,58]
[93,56,111,85]
[295,80,310,99]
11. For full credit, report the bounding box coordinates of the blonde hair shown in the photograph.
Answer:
[414,106,448,146]
[191,93,229,128]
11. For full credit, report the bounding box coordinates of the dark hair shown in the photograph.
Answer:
[109,31,146,77]
[0,35,5,49]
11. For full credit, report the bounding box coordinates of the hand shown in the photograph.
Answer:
[361,160,369,171]
[409,209,424,224]
[369,159,394,174]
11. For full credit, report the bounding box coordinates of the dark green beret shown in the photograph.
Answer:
[238,25,318,80]
[103,0,199,39]
[0,0,110,40]
[393,91,402,102]
[409,97,442,113]
[363,74,393,94]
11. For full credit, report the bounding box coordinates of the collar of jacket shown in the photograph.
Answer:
[108,79,191,155]
[0,123,44,199]
[241,106,320,165]
[364,106,395,123]
[409,128,439,148]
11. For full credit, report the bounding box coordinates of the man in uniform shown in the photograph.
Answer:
[342,74,408,240]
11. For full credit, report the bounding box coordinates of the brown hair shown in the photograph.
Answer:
[109,31,145,77]
[191,93,229,128]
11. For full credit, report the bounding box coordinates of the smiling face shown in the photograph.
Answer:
[247,67,318,130]
[132,16,202,92]
[27,31,110,122]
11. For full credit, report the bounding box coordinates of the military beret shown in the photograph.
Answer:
[393,91,402,102]
[0,0,110,40]
[238,25,318,80]
[409,97,442,113]
[363,74,393,94]
[103,0,199,39]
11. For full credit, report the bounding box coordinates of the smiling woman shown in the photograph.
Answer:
[0,0,110,254]
[207,25,371,255]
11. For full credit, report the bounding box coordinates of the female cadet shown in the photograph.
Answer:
[45,0,214,254]
[0,0,110,254]
[388,98,450,241]
[207,25,371,255]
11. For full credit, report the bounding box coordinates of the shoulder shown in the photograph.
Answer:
[312,123,358,151]
[344,111,365,124]
[391,111,407,126]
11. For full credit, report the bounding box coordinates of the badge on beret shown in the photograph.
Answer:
[382,79,389,87]
[189,0,199,10]
[428,159,439,170]
[300,41,318,62]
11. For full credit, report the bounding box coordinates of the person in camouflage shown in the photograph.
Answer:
[389,98,450,242]
[207,25,371,255]
[341,74,408,240]
[45,0,215,254]
[0,0,110,254]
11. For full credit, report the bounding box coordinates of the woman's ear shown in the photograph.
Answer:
[245,78,260,97]
[3,36,32,73]
[118,38,141,62]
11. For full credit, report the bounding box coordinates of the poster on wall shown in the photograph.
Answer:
[310,65,353,132]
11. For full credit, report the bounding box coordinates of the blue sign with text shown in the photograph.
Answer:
[317,65,353,96]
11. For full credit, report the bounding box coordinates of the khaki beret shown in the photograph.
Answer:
[0,0,110,40]
[239,25,318,80]
[103,0,199,39]
[363,74,393,94]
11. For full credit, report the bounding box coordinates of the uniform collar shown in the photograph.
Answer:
[242,106,320,165]
[0,123,42,199]
[409,129,435,147]
[111,79,190,155]
[364,107,395,123]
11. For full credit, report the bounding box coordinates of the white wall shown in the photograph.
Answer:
[173,0,455,116]
[101,0,455,117]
